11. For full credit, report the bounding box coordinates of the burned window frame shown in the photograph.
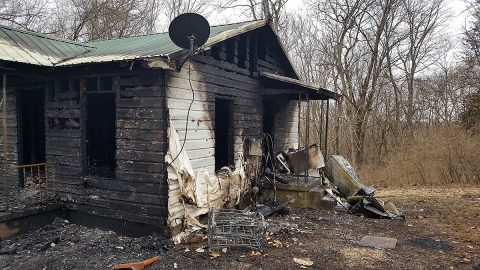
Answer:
[82,76,117,178]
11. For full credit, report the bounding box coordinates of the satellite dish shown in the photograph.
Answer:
[168,13,210,51]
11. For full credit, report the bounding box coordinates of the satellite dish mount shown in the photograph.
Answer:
[187,35,198,52]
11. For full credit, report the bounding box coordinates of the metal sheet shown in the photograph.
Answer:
[324,155,375,197]
[57,21,267,66]
[0,26,92,66]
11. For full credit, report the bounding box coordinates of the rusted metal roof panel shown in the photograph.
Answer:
[0,26,92,66]
[57,20,267,66]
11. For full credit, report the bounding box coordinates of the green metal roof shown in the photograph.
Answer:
[0,20,267,67]
[0,26,93,66]
[58,20,267,66]
[0,20,305,79]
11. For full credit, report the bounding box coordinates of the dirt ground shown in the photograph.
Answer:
[1,186,479,270]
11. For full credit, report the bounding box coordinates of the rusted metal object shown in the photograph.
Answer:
[208,209,265,251]
[287,144,325,175]
[112,256,159,270]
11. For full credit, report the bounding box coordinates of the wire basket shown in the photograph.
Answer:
[208,208,266,251]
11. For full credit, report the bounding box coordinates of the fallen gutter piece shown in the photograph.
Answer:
[112,256,159,270]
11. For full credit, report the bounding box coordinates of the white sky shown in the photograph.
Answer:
[284,0,469,33]
[285,0,470,61]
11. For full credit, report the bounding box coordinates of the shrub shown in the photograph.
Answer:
[358,125,480,187]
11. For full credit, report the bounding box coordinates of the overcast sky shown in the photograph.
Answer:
[285,0,469,35]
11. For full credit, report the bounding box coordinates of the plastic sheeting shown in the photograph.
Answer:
[165,120,249,237]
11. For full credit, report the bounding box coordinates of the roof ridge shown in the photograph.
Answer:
[0,24,95,49]
[85,19,266,44]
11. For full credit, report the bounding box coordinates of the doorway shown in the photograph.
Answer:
[262,100,276,169]
[215,98,234,171]
[17,89,46,185]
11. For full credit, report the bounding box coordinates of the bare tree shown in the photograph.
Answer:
[162,0,213,21]
[386,0,448,132]
[0,0,48,31]
[307,0,398,165]
[50,0,161,41]
[214,0,289,31]
[465,0,480,65]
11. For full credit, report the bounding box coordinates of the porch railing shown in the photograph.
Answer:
[17,163,48,188]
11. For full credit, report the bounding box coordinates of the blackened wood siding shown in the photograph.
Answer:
[0,87,19,189]
[45,72,168,229]
[45,81,83,193]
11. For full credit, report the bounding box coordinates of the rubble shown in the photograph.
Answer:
[0,187,58,213]
[323,155,403,219]
[0,218,171,269]
[0,187,476,269]
[293,257,314,267]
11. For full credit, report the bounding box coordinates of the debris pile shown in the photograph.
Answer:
[0,218,171,269]
[264,144,325,185]
[323,155,403,219]
[0,187,58,214]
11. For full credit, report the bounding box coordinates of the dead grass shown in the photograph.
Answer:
[359,125,480,187]
[340,247,387,268]
[377,186,480,243]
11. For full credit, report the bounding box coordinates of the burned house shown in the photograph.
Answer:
[0,20,338,236]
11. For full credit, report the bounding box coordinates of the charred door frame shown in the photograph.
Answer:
[16,87,46,186]
[214,97,234,170]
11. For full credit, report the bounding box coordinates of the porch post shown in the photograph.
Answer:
[2,73,7,183]
[324,99,330,158]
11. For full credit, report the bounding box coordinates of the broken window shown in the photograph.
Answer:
[215,98,234,170]
[47,80,80,130]
[225,39,235,64]
[257,36,267,60]
[249,35,257,72]
[237,37,247,69]
[85,76,116,177]
[211,44,221,60]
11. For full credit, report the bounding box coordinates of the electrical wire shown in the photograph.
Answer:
[161,62,195,188]
[160,62,195,229]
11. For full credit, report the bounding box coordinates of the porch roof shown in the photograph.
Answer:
[259,72,340,100]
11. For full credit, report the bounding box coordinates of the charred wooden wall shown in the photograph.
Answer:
[45,70,168,230]
[0,84,19,189]
[45,79,82,192]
